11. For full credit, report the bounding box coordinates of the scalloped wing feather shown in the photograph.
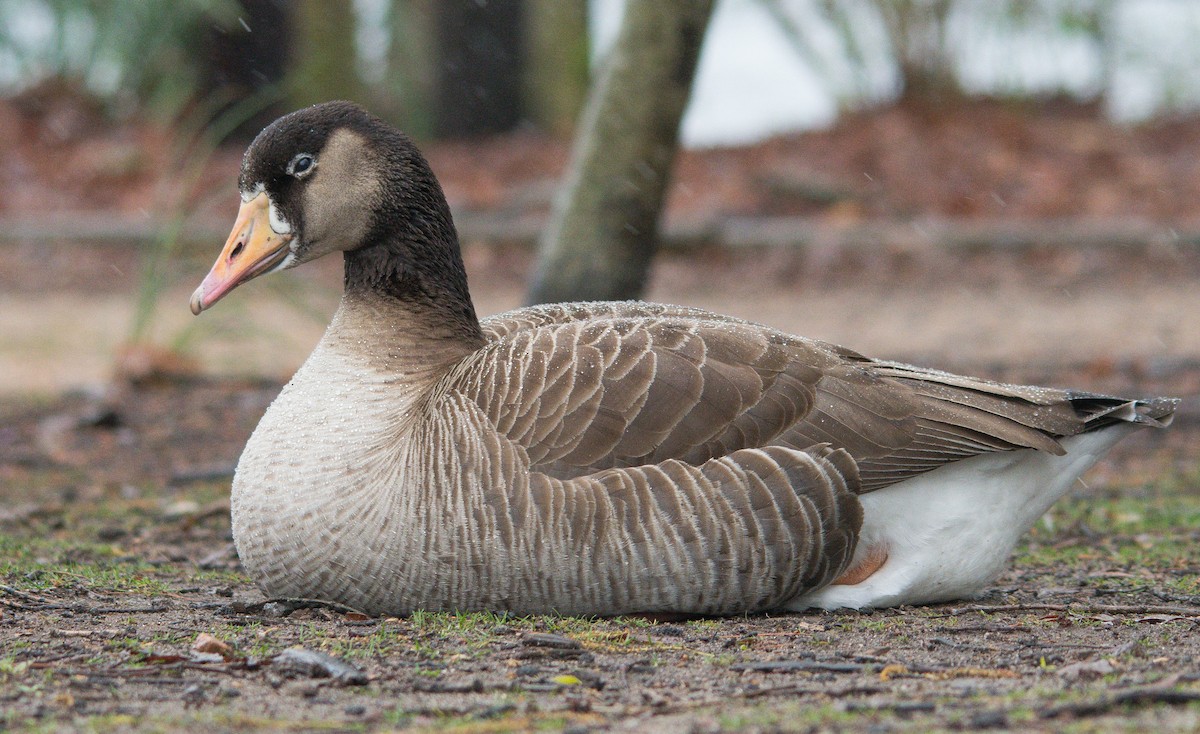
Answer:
[461,303,1164,496]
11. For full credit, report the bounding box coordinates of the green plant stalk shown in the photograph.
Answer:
[126,89,283,348]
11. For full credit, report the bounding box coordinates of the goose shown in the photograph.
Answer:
[190,101,1176,618]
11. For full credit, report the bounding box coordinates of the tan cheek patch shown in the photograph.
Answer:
[300,128,381,256]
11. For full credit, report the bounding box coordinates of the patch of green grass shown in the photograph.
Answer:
[186,568,253,586]
[607,614,656,628]
[294,611,684,663]
[0,655,32,682]
[834,615,892,633]
[1017,532,1198,573]
[201,626,273,662]
[1055,466,1200,534]
[1015,469,1200,575]
[0,475,243,601]
[1052,495,1200,536]
[408,609,516,635]
[0,532,173,596]
[699,651,738,667]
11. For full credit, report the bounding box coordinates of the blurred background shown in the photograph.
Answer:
[1,0,1199,398]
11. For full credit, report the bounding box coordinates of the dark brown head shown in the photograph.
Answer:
[191,101,466,316]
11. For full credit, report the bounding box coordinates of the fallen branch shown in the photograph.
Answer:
[844,700,936,714]
[946,603,1200,617]
[1040,688,1200,719]
[730,660,877,674]
[737,683,888,699]
[48,661,250,680]
[212,596,369,618]
[0,584,45,608]
[937,624,1031,634]
[0,585,169,615]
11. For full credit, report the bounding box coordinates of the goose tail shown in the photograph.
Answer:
[1071,393,1178,430]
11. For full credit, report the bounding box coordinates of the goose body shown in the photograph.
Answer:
[193,102,1176,617]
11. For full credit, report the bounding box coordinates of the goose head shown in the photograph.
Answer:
[190,101,466,316]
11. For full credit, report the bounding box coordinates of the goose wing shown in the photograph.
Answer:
[459,302,1126,490]
[461,302,837,476]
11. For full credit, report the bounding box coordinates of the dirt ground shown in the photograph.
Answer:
[1,95,1199,731]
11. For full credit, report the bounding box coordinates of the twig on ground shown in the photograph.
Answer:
[845,701,936,714]
[48,662,249,680]
[938,624,1031,633]
[730,660,878,674]
[946,603,1200,617]
[0,584,44,608]
[213,596,369,618]
[1039,688,1200,719]
[737,683,889,699]
[0,585,169,614]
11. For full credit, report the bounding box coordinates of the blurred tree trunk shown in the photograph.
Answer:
[526,0,714,305]
[288,0,365,109]
[387,0,438,138]
[878,0,961,104]
[198,0,290,140]
[522,0,589,137]
[433,0,523,137]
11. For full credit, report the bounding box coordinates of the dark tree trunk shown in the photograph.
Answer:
[387,0,438,138]
[198,0,290,140]
[526,0,715,305]
[288,0,366,109]
[433,0,523,137]
[522,0,589,137]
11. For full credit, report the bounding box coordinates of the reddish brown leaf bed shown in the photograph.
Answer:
[6,92,1200,228]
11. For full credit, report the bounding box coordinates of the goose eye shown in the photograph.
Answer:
[288,154,315,177]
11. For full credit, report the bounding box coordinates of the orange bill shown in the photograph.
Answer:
[190,191,293,314]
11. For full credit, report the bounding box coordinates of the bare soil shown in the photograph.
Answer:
[1,94,1199,731]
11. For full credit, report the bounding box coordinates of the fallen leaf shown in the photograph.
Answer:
[139,653,186,665]
[521,632,582,650]
[192,632,233,659]
[552,674,581,686]
[880,664,908,681]
[925,667,1019,681]
[1136,614,1187,624]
